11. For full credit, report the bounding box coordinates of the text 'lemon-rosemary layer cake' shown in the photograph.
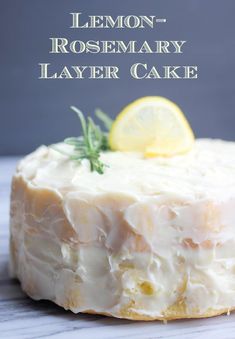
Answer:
[9,139,235,320]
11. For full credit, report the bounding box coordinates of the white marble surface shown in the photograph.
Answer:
[1,156,235,339]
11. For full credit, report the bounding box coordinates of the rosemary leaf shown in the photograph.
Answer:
[95,108,113,130]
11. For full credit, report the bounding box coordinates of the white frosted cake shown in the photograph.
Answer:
[9,138,235,320]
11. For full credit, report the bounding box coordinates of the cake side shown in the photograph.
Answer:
[9,139,235,320]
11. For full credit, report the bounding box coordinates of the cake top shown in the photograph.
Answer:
[16,139,235,201]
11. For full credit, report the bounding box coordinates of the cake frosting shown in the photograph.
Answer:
[9,139,235,320]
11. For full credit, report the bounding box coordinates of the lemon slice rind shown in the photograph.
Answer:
[109,96,194,157]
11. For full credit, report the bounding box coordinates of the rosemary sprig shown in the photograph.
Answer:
[51,106,113,174]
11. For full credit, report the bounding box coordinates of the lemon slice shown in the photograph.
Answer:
[109,96,194,157]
